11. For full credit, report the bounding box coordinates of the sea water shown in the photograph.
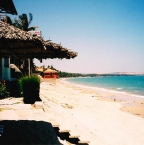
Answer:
[66,75,144,98]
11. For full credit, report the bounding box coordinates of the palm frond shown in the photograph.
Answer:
[28,27,35,31]
[28,13,33,26]
[12,13,37,31]
[28,26,39,31]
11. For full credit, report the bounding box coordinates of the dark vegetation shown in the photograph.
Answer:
[19,75,41,104]
[58,72,134,78]
[0,75,41,104]
[0,81,10,99]
[6,80,21,97]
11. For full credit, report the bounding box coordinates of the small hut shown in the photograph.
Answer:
[43,68,58,79]
[36,67,44,72]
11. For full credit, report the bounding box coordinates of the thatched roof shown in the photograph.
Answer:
[44,68,58,73]
[43,41,77,59]
[36,67,44,72]
[0,0,17,15]
[0,21,78,59]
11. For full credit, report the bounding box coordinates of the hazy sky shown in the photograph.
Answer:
[12,0,144,73]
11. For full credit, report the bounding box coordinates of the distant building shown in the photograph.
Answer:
[36,67,44,72]
[28,31,42,37]
[43,68,58,79]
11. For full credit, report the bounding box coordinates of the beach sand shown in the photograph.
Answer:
[40,79,144,145]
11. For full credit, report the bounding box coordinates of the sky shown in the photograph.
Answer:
[11,0,144,73]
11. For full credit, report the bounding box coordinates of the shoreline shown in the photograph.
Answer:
[61,78,144,118]
[64,77,144,99]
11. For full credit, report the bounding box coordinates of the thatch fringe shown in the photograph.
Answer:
[0,21,78,59]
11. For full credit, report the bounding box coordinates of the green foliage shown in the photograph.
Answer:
[58,72,132,78]
[0,83,10,99]
[19,75,41,104]
[13,13,38,31]
[58,71,83,78]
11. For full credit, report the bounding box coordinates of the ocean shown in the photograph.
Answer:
[66,75,144,98]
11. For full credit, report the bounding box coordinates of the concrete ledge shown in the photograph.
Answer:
[34,101,43,109]
[51,123,60,128]
[69,135,80,138]
[0,110,19,120]
[33,109,44,114]
[78,141,90,144]
[49,119,60,127]
[59,130,70,133]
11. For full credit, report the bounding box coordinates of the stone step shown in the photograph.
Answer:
[59,130,71,133]
[48,118,90,145]
[32,108,44,114]
[68,135,80,144]
[78,141,90,145]
[48,118,60,127]
[58,130,71,141]
[0,110,19,120]
[34,101,43,109]
[69,135,80,138]
[15,109,33,120]
[0,104,32,110]
[51,122,60,127]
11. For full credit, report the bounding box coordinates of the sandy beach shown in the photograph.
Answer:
[40,79,144,145]
[0,78,144,144]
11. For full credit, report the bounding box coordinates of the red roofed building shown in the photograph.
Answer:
[43,68,58,79]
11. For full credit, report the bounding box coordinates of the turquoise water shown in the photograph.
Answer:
[66,76,144,97]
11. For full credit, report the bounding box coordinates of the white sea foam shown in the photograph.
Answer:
[117,88,122,90]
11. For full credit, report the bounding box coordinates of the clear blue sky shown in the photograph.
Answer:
[11,0,144,73]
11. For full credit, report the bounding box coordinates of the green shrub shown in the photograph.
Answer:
[0,83,10,99]
[19,75,41,104]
